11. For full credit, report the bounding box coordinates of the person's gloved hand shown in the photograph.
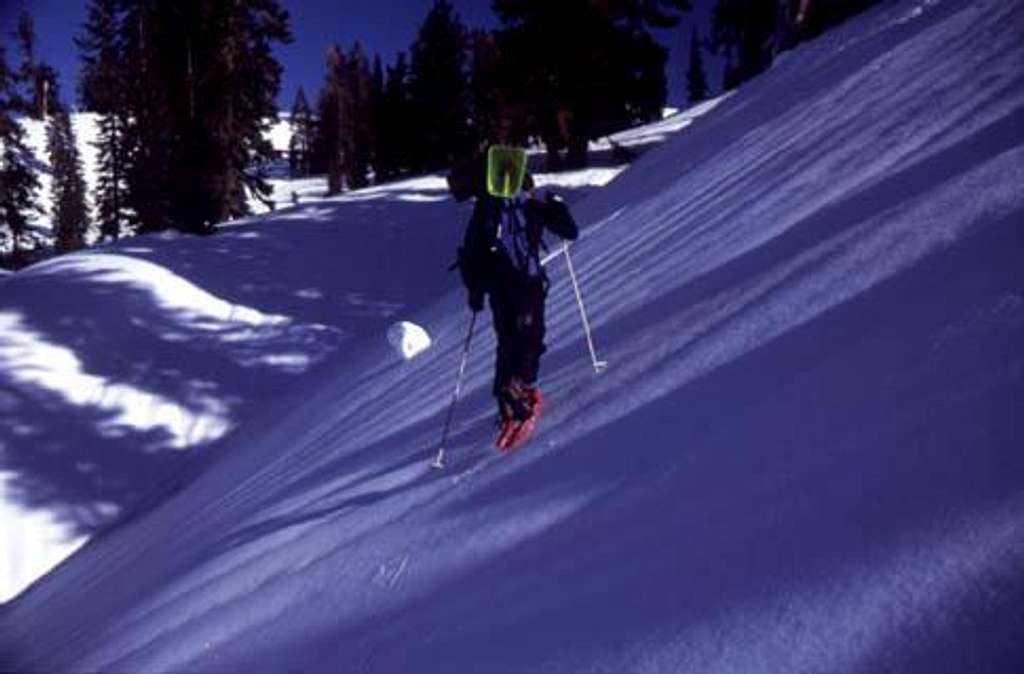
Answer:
[468,290,485,313]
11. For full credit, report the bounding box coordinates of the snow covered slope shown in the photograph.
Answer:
[0,134,640,604]
[3,0,1023,671]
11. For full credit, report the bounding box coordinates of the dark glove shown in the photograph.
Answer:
[525,192,578,241]
[468,290,485,313]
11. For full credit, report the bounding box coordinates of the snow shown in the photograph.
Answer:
[387,321,432,360]
[0,471,91,607]
[267,115,294,154]
[2,0,1023,671]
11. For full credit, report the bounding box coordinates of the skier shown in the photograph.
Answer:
[448,144,578,450]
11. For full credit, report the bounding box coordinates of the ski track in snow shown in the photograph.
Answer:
[2,0,1024,672]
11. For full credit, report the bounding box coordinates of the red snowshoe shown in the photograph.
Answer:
[496,385,543,452]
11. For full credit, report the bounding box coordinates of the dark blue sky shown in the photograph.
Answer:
[1,0,720,111]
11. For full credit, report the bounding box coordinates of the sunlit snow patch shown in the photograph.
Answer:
[387,321,432,360]
[0,311,233,450]
[0,471,93,603]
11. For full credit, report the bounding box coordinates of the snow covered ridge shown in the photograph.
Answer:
[3,0,1024,670]
[0,244,349,602]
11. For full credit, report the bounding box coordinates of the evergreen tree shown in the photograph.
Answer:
[104,0,290,235]
[797,0,884,41]
[686,26,709,104]
[611,0,693,29]
[289,86,313,177]
[166,0,292,231]
[408,0,471,172]
[36,65,62,121]
[610,1,691,126]
[378,51,411,180]
[119,1,173,234]
[13,11,50,119]
[370,54,385,182]
[775,0,805,52]
[317,45,346,195]
[77,0,130,240]
[288,133,300,175]
[495,0,687,169]
[623,30,671,125]
[78,0,121,112]
[46,96,90,254]
[467,29,506,148]
[208,0,292,225]
[601,0,691,127]
[712,0,776,89]
[0,46,42,265]
[95,109,131,240]
[341,43,373,189]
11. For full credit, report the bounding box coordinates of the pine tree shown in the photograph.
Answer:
[608,0,692,125]
[78,0,121,112]
[796,0,884,41]
[611,0,693,29]
[105,0,290,235]
[317,45,346,195]
[370,55,385,183]
[13,11,50,119]
[376,52,411,180]
[95,110,130,241]
[686,27,709,105]
[119,1,173,234]
[0,46,42,265]
[594,1,691,127]
[467,29,504,148]
[158,0,292,232]
[289,86,313,177]
[625,30,671,124]
[341,43,373,189]
[288,133,300,176]
[409,0,471,172]
[204,0,292,226]
[36,65,62,121]
[46,95,90,254]
[77,0,130,241]
[712,0,776,89]
[494,0,688,169]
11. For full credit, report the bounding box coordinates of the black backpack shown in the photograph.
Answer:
[455,192,576,296]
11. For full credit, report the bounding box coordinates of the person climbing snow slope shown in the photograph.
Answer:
[449,144,578,451]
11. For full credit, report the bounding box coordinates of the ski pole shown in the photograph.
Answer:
[431,312,478,470]
[564,242,608,374]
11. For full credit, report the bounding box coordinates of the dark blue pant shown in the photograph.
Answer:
[489,275,547,397]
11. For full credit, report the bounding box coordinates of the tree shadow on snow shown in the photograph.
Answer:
[0,262,345,542]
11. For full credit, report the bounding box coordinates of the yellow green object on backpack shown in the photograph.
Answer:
[486,145,528,198]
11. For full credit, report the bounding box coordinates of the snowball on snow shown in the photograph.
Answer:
[387,321,432,360]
